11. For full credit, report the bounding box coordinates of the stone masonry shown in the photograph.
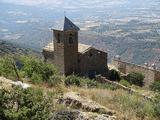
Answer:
[113,58,160,87]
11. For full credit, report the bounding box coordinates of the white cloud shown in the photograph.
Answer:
[0,29,9,32]
[16,20,28,24]
[8,11,29,16]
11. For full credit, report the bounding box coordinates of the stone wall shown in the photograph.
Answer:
[42,50,54,63]
[113,59,160,87]
[78,48,108,76]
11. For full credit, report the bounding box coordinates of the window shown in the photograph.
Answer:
[69,34,73,44]
[57,33,60,43]
[78,59,80,63]
[89,53,93,57]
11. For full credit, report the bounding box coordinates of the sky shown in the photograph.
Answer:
[1,0,127,6]
[1,0,50,5]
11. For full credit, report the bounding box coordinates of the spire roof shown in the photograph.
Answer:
[63,17,80,31]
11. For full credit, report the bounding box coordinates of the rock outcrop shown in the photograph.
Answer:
[54,92,117,120]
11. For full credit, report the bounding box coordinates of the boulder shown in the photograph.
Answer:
[52,110,116,120]
[57,92,116,120]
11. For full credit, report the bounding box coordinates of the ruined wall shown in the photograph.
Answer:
[42,50,54,63]
[79,48,108,76]
[112,59,160,87]
[155,71,160,81]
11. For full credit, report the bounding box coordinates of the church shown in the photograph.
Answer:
[42,17,108,78]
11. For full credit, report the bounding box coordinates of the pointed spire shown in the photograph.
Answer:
[63,17,80,31]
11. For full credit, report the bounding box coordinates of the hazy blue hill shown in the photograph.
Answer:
[0,0,160,66]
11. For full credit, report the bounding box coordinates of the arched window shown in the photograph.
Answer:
[57,33,60,43]
[69,34,73,44]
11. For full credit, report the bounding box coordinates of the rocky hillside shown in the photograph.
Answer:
[0,40,40,56]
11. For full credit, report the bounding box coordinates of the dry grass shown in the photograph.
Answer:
[1,76,158,120]
[69,87,158,120]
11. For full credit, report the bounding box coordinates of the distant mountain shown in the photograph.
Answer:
[0,40,40,56]
[0,0,160,66]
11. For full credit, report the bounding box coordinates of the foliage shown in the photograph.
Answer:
[0,87,54,120]
[127,72,144,87]
[114,94,155,119]
[119,79,131,87]
[64,75,82,87]
[86,80,98,88]
[64,75,117,90]
[109,69,121,81]
[20,55,58,82]
[0,55,61,86]
[48,75,62,87]
[64,75,97,88]
[153,94,160,117]
[0,55,20,80]
[150,81,160,92]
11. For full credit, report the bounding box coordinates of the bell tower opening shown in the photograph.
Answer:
[69,33,73,44]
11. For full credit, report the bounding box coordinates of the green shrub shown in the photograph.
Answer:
[120,79,131,87]
[127,72,144,87]
[109,69,121,81]
[0,55,60,85]
[153,94,160,117]
[31,72,43,84]
[86,80,98,88]
[20,55,58,81]
[0,56,20,80]
[64,75,81,87]
[150,81,160,92]
[48,75,62,87]
[114,94,155,119]
[64,75,99,88]
[0,87,54,120]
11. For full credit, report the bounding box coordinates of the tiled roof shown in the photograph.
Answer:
[43,42,91,54]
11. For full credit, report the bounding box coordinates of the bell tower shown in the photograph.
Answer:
[53,17,80,75]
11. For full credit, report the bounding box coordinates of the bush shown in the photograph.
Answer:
[64,75,99,88]
[86,80,98,88]
[0,56,20,80]
[0,55,60,85]
[115,94,155,119]
[109,69,121,81]
[48,75,62,87]
[31,72,43,84]
[64,75,81,87]
[127,72,144,87]
[153,94,160,117]
[120,79,131,87]
[0,87,54,120]
[150,81,160,92]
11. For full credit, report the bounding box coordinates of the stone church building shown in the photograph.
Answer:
[42,17,108,77]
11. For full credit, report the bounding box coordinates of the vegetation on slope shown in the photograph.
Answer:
[0,55,160,120]
[0,87,55,120]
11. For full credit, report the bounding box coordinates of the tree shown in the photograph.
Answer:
[0,55,21,81]
[109,69,121,81]
[150,81,160,92]
[0,87,54,120]
[127,72,144,87]
[64,75,81,87]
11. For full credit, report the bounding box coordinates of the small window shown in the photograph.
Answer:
[89,53,93,57]
[69,34,73,44]
[57,33,60,43]
[78,59,80,63]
